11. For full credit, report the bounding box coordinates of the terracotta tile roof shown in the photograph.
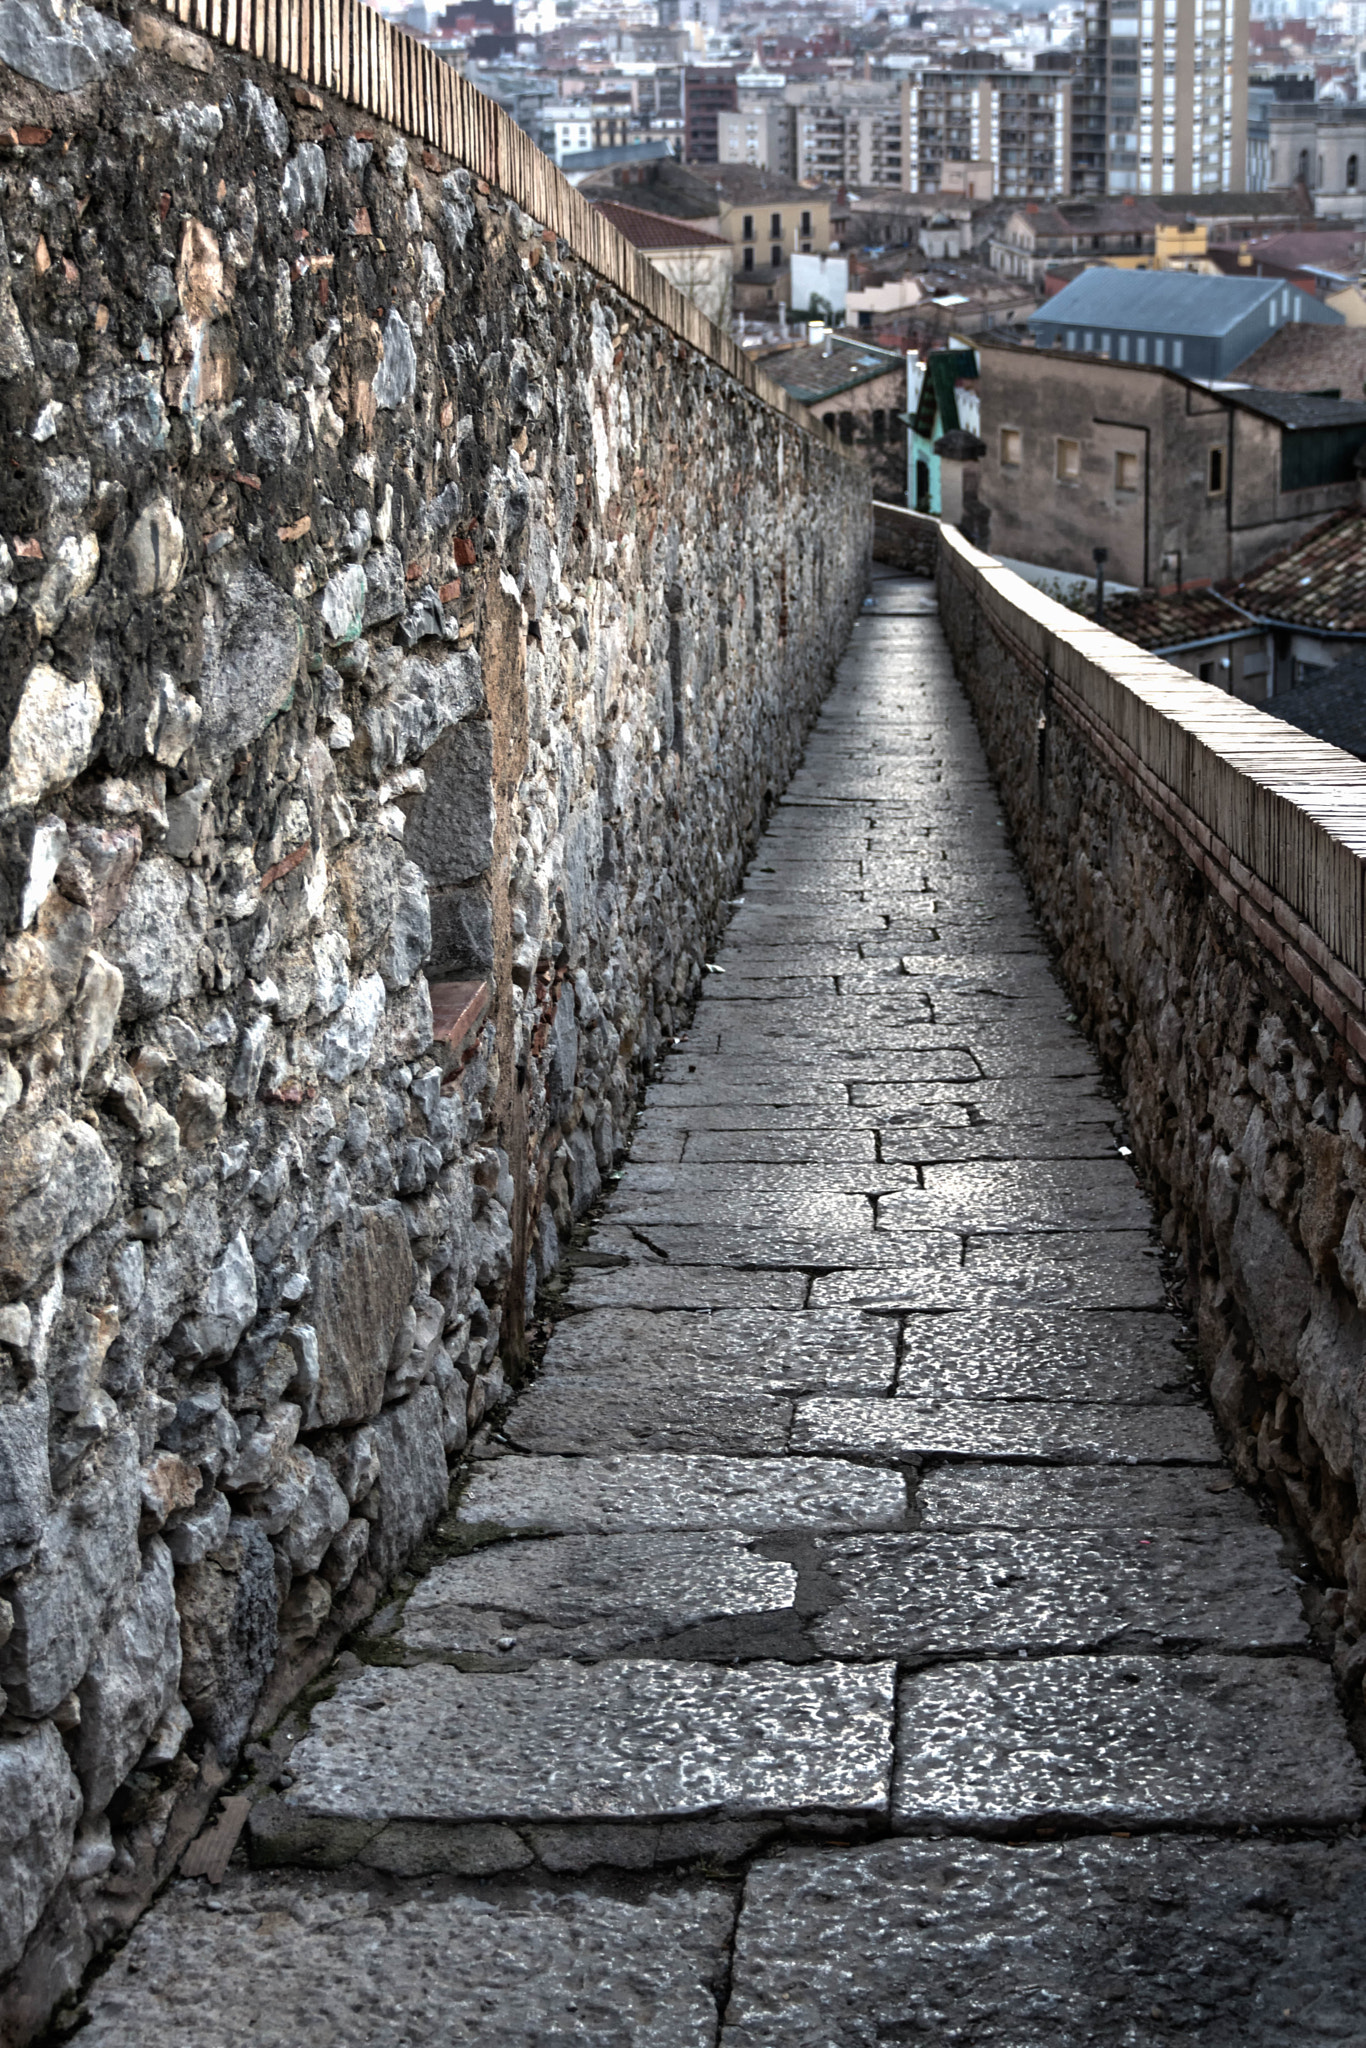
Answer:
[591,200,728,251]
[1234,510,1366,634]
[1268,650,1366,758]
[1102,587,1249,651]
[1230,323,1366,397]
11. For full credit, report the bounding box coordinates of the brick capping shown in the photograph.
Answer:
[127,0,843,449]
[936,525,1366,1067]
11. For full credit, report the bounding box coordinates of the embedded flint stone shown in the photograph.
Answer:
[0,0,135,91]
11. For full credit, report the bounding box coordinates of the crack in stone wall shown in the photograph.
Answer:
[937,542,1366,1713]
[0,6,869,2026]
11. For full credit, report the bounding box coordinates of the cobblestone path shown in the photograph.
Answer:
[81,577,1366,2044]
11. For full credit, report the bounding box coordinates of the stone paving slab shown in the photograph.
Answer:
[808,1527,1305,1659]
[878,1124,1127,1164]
[504,1381,793,1455]
[534,1307,898,1394]
[79,1874,737,2048]
[963,1233,1167,1306]
[399,1533,797,1659]
[605,1191,876,1232]
[459,1454,908,1534]
[624,1228,963,1273]
[281,1659,898,1826]
[886,1161,1152,1232]
[892,1654,1366,1830]
[672,1131,880,1164]
[918,1463,1266,1530]
[721,1836,1366,2047]
[609,1165,923,1201]
[792,1396,1221,1464]
[566,1268,810,1311]
[812,1260,1167,1313]
[896,1309,1196,1403]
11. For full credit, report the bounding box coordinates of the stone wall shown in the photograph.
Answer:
[871,501,939,577]
[937,525,1366,1716]
[0,2,869,2025]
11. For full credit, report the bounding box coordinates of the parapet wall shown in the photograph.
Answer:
[938,523,1366,1695]
[0,0,869,2025]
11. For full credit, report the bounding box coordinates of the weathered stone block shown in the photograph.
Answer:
[0,1425,141,1717]
[307,1204,415,1428]
[75,1536,180,1815]
[176,1516,278,1761]
[402,718,495,885]
[364,1384,449,1580]
[0,1722,82,1979]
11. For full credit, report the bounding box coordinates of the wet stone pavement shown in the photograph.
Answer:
[79,576,1366,2045]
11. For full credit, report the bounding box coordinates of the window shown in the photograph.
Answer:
[1000,427,1022,467]
[1198,660,1214,683]
[1153,337,1165,366]
[800,241,812,254]
[1350,155,1360,189]
[770,243,782,268]
[1115,449,1139,491]
[1171,339,1183,368]
[1208,445,1225,495]
[1083,330,1095,350]
[824,412,836,431]
[1066,329,1077,349]
[839,413,854,444]
[742,214,754,241]
[1118,334,1130,361]
[858,309,873,329]
[1056,437,1080,482]
[770,212,782,239]
[873,409,885,438]
[1136,335,1147,363]
[800,210,812,234]
[1100,332,1111,353]
[742,246,754,272]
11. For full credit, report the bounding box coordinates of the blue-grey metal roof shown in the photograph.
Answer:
[1031,267,1342,338]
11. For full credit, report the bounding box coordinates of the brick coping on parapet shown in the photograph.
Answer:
[115,0,852,456]
[931,516,1366,1073]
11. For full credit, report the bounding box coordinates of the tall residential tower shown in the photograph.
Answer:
[1073,0,1249,196]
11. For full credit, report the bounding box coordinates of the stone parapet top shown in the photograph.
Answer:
[124,0,845,451]
[939,523,1366,1013]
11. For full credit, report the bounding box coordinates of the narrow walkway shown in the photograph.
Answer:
[81,579,1366,2045]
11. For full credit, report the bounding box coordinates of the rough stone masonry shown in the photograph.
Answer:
[0,0,868,2022]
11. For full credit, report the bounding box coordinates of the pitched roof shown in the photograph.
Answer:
[1234,510,1366,634]
[752,337,903,403]
[1032,267,1329,338]
[1242,229,1365,277]
[1102,587,1250,651]
[1267,653,1366,758]
[591,200,727,251]
[705,164,832,205]
[1232,322,1366,397]
[1221,386,1366,430]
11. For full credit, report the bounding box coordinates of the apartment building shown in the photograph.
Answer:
[684,68,737,163]
[1071,0,1250,197]
[901,62,1073,200]
[716,100,794,172]
[787,81,904,190]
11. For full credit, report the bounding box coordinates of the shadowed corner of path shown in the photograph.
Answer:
[73,576,1366,2048]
